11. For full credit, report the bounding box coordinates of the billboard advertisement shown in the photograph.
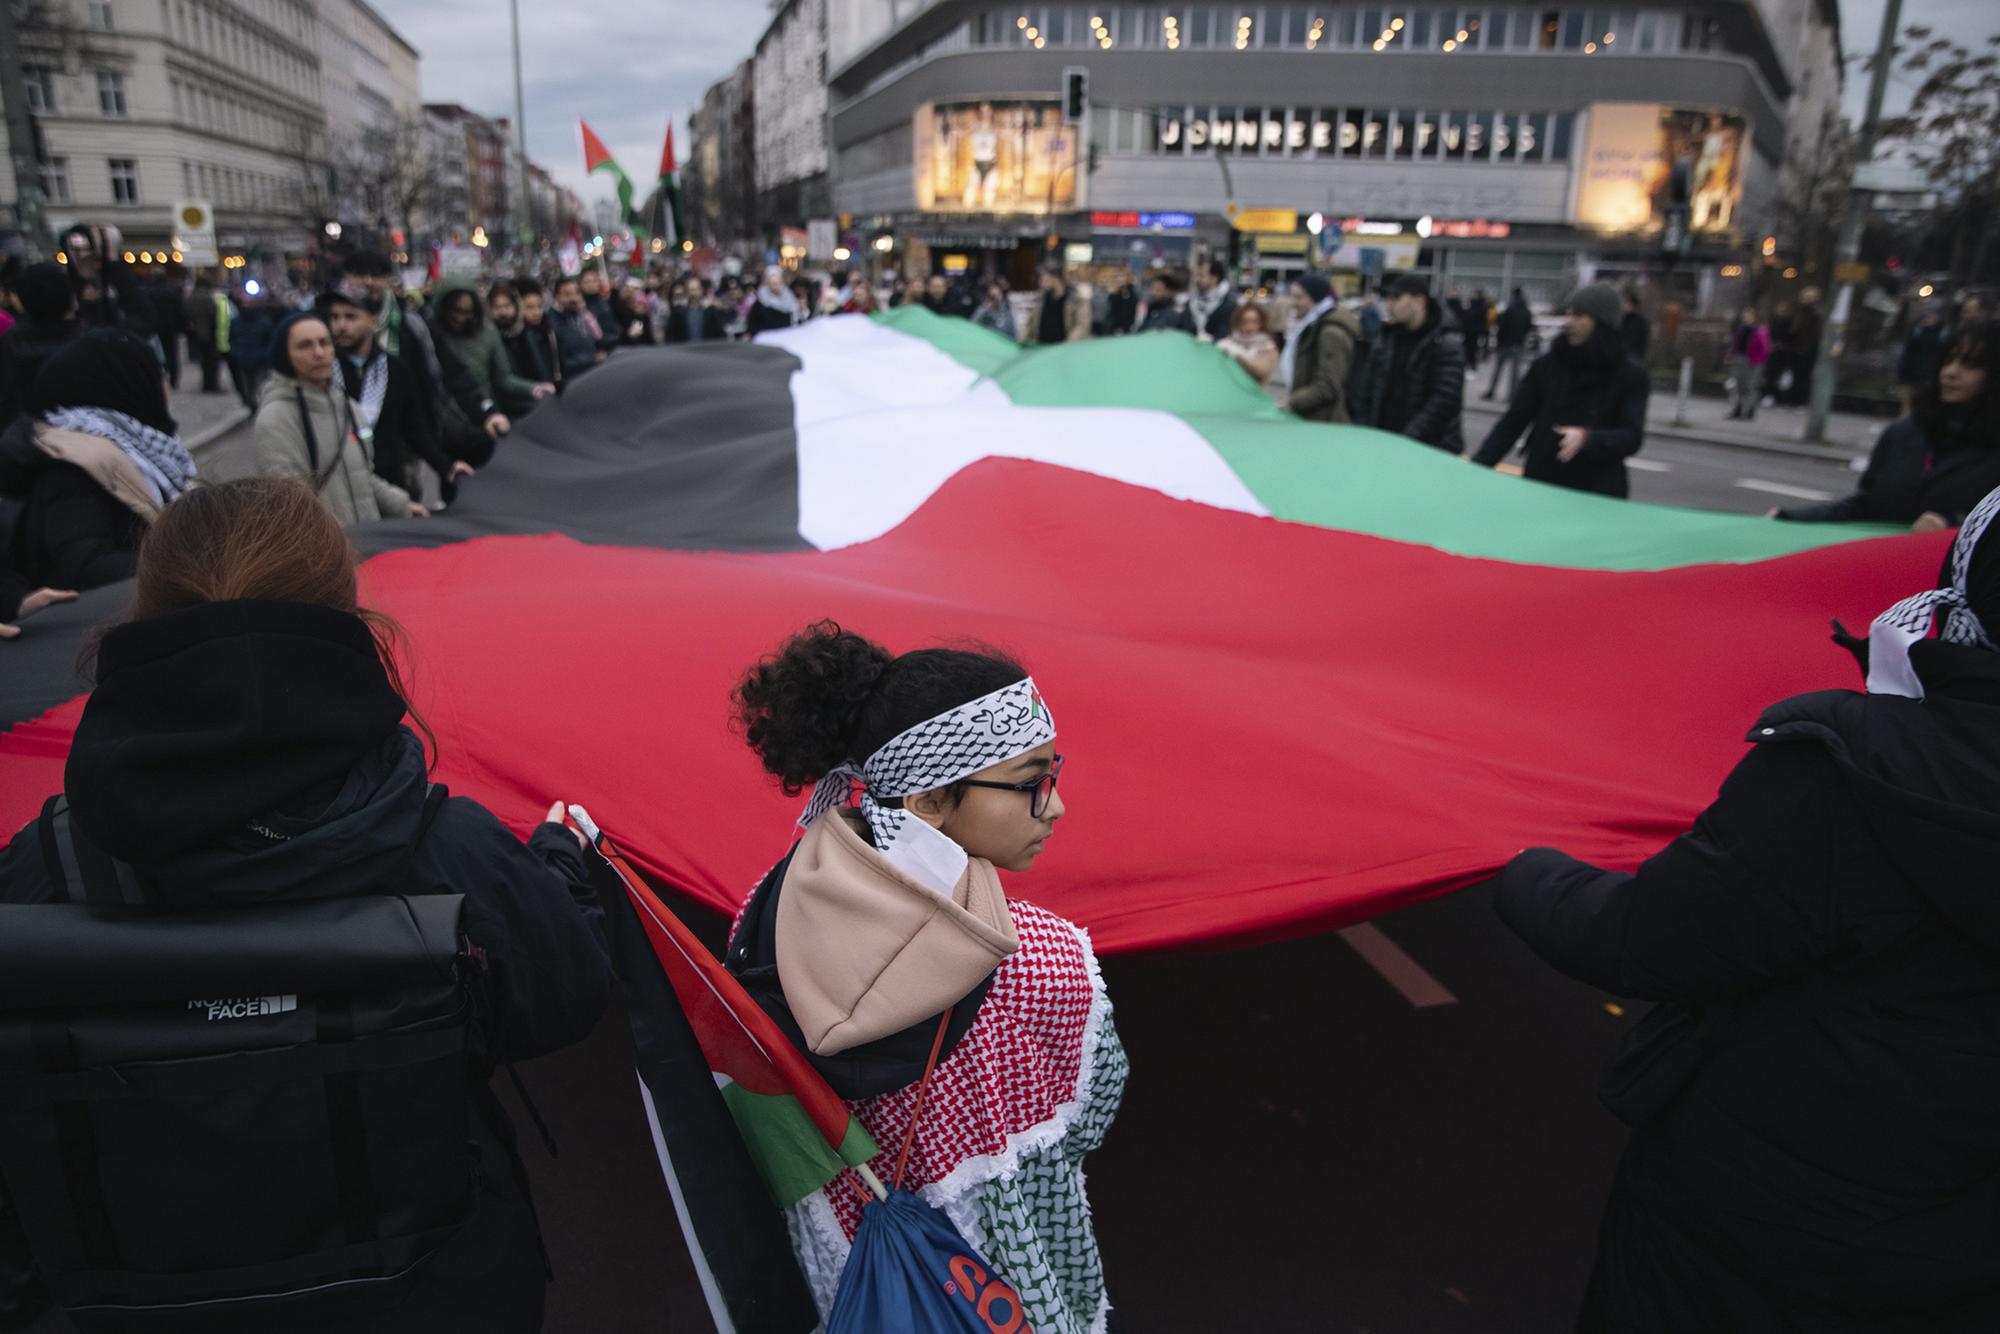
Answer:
[916,99,1082,214]
[1573,104,1745,236]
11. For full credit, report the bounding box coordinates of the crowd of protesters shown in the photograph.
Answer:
[3,220,2000,1334]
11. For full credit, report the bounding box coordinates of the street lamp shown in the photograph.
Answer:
[323,221,342,240]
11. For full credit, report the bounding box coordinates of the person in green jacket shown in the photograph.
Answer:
[428,274,554,469]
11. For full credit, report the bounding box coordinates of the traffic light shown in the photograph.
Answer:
[1063,67,1088,124]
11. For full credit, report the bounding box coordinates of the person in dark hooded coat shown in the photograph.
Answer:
[0,477,611,1333]
[0,329,193,594]
[0,262,81,427]
[1473,281,1650,497]
[1495,481,2000,1334]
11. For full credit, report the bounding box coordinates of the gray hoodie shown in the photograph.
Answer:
[252,372,411,526]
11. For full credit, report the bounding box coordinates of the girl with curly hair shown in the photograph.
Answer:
[726,621,1126,1333]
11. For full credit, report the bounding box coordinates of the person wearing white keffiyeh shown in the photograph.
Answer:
[1493,491,2000,1331]
[727,622,1125,1334]
[0,328,194,595]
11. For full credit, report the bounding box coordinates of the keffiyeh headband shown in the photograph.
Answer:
[799,677,1057,850]
[1867,485,2000,700]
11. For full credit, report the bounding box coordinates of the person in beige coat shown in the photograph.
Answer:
[253,311,424,527]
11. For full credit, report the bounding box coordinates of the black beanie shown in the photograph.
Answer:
[14,261,76,327]
[268,309,329,379]
[1293,273,1333,305]
[33,328,176,434]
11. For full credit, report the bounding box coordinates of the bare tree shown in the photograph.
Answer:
[1879,28,2000,284]
[331,112,444,243]
[1770,109,1852,284]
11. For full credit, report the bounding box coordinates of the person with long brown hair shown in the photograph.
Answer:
[0,478,610,1332]
[1778,319,2000,530]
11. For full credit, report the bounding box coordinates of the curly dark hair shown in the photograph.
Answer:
[1914,318,2000,449]
[732,620,1026,796]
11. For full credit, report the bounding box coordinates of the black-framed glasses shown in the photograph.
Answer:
[958,753,1064,819]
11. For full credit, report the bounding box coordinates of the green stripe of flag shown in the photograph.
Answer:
[870,307,1897,571]
[718,1081,879,1208]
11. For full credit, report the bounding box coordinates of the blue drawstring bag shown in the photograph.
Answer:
[825,1015,1033,1333]
[826,1190,1030,1333]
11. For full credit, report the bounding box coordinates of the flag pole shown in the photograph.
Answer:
[509,0,530,249]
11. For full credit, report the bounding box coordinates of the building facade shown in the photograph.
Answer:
[314,0,421,240]
[421,102,510,243]
[753,0,831,234]
[4,0,330,261]
[827,0,1843,305]
[686,59,759,248]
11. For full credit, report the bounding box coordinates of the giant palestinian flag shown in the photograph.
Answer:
[0,311,1945,954]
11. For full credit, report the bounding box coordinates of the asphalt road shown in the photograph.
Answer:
[153,398,1864,1333]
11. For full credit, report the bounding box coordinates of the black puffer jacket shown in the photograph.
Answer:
[0,415,145,593]
[1781,413,2000,526]
[1350,304,1467,454]
[1496,640,2000,1333]
[1473,333,1650,497]
[0,599,612,1333]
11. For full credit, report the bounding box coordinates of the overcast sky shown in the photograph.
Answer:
[366,0,1999,207]
[365,0,754,208]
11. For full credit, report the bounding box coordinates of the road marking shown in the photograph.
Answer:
[1733,479,1835,502]
[1626,458,1672,473]
[1337,924,1458,1008]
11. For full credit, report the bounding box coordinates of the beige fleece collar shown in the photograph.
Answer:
[777,810,1018,1057]
[34,424,162,524]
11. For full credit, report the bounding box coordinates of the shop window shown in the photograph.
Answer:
[1548,110,1575,161]
[1391,109,1419,158]
[1537,9,1559,47]
[1560,12,1585,46]
[1411,10,1432,46]
[1481,9,1506,45]
[1132,107,1159,152]
[1045,6,1069,42]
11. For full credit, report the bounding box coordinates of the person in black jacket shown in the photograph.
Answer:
[1473,282,1651,498]
[1482,288,1533,402]
[1136,273,1196,334]
[550,276,608,385]
[319,288,470,503]
[1494,482,2000,1334]
[1350,273,1466,454]
[1779,319,2000,531]
[1187,257,1238,343]
[1618,289,1650,362]
[489,281,556,388]
[0,263,79,428]
[0,476,611,1333]
[663,276,729,343]
[0,329,194,595]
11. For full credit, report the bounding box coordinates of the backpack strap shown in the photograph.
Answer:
[39,797,148,907]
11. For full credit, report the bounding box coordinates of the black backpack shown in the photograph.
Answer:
[0,790,485,1329]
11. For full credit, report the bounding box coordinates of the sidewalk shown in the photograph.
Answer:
[170,384,250,451]
[1461,369,1885,462]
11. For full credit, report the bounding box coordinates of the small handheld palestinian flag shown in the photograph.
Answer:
[580,118,636,227]
[568,806,881,1331]
[656,120,685,248]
